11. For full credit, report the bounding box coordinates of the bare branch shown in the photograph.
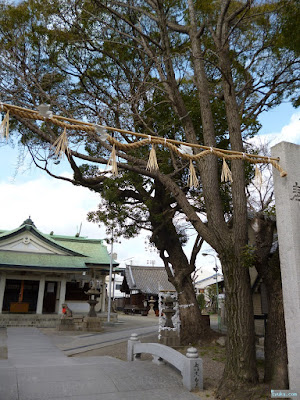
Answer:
[190,234,204,266]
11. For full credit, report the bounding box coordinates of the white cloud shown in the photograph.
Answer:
[259,111,300,146]
[0,174,102,237]
[0,173,163,267]
[0,173,213,272]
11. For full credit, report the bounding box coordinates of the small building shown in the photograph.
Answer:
[109,269,126,311]
[195,274,224,295]
[0,218,118,319]
[195,273,224,310]
[121,265,175,314]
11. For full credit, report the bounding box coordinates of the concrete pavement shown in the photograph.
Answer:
[0,325,201,400]
[48,314,159,356]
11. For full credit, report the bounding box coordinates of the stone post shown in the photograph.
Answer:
[272,141,300,393]
[127,333,141,361]
[36,276,45,314]
[183,347,203,391]
[0,273,6,314]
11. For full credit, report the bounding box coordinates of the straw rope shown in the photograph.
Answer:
[146,144,159,172]
[0,102,287,177]
[221,158,233,183]
[107,144,118,176]
[254,165,263,187]
[0,110,10,139]
[188,160,199,188]
[51,127,70,159]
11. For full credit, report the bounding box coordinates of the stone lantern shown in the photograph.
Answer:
[148,296,156,316]
[159,294,180,347]
[162,296,176,328]
[85,284,101,317]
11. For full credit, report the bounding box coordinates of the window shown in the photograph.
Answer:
[65,282,89,301]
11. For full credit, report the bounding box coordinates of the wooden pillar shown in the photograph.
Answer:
[18,280,25,302]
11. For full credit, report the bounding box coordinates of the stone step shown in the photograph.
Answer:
[0,312,118,328]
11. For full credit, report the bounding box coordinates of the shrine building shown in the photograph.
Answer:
[0,218,118,320]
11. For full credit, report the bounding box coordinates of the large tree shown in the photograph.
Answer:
[246,150,288,389]
[0,0,299,397]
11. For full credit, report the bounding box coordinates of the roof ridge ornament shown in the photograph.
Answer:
[20,216,36,228]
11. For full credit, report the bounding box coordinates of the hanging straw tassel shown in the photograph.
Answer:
[107,144,118,176]
[221,158,233,183]
[146,145,159,172]
[254,165,263,187]
[188,160,199,188]
[0,111,10,139]
[52,127,70,159]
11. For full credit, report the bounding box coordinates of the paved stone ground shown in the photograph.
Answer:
[44,314,159,356]
[0,326,201,400]
[0,327,7,359]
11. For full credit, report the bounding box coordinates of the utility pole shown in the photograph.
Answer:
[203,253,221,331]
[107,229,114,323]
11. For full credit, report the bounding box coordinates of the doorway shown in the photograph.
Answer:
[43,281,58,313]
[3,279,39,312]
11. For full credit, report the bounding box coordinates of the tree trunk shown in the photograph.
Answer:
[149,182,211,344]
[173,270,210,345]
[155,232,211,345]
[252,215,288,388]
[212,35,259,397]
[217,255,258,399]
[264,252,288,388]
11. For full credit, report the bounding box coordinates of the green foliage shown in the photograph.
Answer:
[206,284,217,313]
[86,171,150,239]
[241,244,257,269]
[278,0,300,56]
[277,0,300,106]
[197,293,206,311]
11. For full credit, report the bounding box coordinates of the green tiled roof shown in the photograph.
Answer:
[0,223,118,271]
[0,252,87,271]
[46,235,115,266]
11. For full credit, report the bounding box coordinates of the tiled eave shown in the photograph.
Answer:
[0,264,88,273]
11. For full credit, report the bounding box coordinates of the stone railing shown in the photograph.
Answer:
[127,333,203,391]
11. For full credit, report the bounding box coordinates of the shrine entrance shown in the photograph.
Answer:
[43,281,58,313]
[2,279,39,313]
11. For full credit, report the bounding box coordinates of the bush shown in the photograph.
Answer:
[197,293,206,311]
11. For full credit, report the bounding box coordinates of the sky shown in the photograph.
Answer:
[0,102,299,278]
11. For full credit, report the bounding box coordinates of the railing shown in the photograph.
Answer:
[127,333,203,391]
